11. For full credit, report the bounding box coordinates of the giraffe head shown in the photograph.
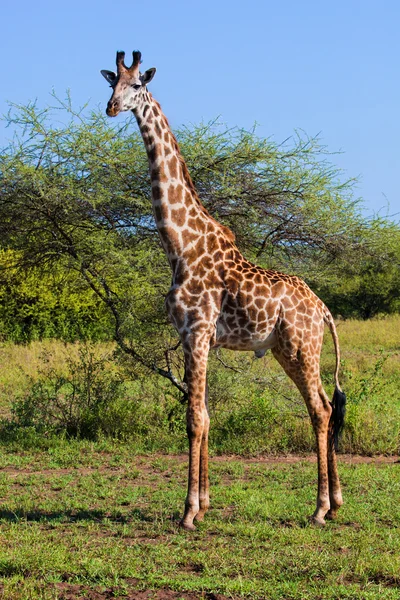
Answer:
[101,50,156,117]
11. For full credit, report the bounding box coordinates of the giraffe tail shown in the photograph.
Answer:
[324,311,346,451]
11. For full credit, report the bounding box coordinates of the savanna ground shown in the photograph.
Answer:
[0,316,399,599]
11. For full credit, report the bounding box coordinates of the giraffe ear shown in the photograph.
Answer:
[141,68,156,86]
[101,70,117,85]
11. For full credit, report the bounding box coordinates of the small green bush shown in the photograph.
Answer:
[11,346,126,438]
[5,344,187,449]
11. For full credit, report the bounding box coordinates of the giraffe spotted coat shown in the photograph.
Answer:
[101,50,346,531]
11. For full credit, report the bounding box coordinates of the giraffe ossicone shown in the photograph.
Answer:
[101,50,346,530]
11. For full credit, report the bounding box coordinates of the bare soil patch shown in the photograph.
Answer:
[211,453,400,465]
[0,453,397,480]
[55,581,231,600]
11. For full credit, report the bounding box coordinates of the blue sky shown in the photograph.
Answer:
[1,0,399,217]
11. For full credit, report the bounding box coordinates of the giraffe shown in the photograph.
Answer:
[101,50,346,530]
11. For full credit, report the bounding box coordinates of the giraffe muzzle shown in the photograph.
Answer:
[106,100,120,117]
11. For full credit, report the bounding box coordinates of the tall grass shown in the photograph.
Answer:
[0,315,399,455]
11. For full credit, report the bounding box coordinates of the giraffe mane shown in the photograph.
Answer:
[151,98,236,244]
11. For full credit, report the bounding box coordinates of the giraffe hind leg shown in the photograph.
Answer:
[322,384,343,519]
[271,346,341,524]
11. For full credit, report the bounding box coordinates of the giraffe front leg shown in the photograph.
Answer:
[180,333,210,531]
[194,380,210,522]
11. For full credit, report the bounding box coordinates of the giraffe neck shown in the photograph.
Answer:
[133,91,235,269]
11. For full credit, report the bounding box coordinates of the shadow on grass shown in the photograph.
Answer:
[0,506,154,524]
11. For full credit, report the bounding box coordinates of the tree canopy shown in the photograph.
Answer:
[1,95,399,388]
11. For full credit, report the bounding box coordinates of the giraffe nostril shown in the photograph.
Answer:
[106,100,119,117]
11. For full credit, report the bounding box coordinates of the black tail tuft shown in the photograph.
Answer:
[331,387,346,451]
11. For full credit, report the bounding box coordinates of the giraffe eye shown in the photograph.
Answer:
[132,84,141,90]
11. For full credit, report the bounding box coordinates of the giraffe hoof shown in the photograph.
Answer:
[179,519,196,531]
[325,509,338,521]
[309,515,326,527]
[194,512,205,522]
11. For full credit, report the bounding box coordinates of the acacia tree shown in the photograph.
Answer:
[0,96,398,391]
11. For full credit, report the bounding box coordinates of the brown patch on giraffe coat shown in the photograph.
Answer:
[188,217,206,233]
[225,277,239,296]
[170,208,186,228]
[206,234,218,254]
[200,255,213,270]
[153,204,168,223]
[224,260,236,269]
[242,280,255,293]
[297,300,308,314]
[152,185,162,201]
[181,229,200,248]
[154,120,162,137]
[204,271,221,287]
[258,285,270,296]
[186,279,205,295]
[193,239,206,257]
[168,156,179,179]
[254,297,266,309]
[184,191,194,207]
[282,296,295,309]
[247,306,258,322]
[199,293,212,320]
[210,289,221,305]
[244,271,255,280]
[168,184,183,204]
[184,247,200,267]
[148,143,160,163]
[272,280,286,296]
[174,262,188,285]
[160,226,181,255]
[194,264,207,279]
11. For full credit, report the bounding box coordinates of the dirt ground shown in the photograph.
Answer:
[53,581,228,600]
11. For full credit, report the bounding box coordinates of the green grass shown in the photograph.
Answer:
[0,448,399,598]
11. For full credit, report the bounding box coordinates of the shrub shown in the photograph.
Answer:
[11,345,126,439]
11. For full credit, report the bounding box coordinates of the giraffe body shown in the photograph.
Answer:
[101,51,346,530]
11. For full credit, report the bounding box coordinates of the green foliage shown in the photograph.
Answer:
[0,249,112,342]
[314,225,400,318]
[11,345,126,438]
[341,351,400,454]
[6,343,187,448]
